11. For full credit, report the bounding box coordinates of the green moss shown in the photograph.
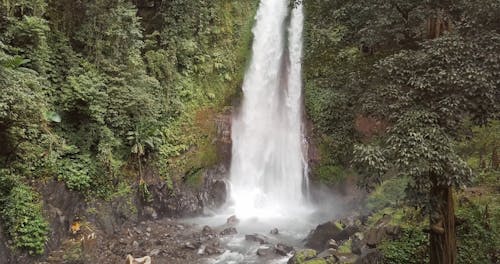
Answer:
[293,249,317,263]
[304,259,327,264]
[334,221,344,230]
[337,239,352,254]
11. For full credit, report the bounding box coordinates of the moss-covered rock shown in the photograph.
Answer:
[288,249,318,264]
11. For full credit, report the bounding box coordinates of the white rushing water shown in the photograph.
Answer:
[229,0,309,220]
[187,2,332,263]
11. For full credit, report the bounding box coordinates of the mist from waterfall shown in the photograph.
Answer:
[229,0,309,220]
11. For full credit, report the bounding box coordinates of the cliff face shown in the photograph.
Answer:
[0,0,257,261]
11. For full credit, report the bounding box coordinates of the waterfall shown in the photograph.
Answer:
[230,0,308,219]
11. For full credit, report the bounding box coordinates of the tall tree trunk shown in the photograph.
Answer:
[429,184,457,264]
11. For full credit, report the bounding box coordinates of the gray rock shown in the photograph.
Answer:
[274,243,294,256]
[245,234,270,244]
[365,225,401,248]
[354,248,383,264]
[351,235,364,255]
[270,228,279,235]
[257,247,273,257]
[220,227,238,236]
[202,225,213,236]
[227,215,239,225]
[305,221,347,251]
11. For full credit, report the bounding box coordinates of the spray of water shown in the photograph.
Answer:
[229,0,309,220]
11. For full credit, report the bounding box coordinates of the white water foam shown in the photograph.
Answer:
[229,0,310,222]
[185,2,335,263]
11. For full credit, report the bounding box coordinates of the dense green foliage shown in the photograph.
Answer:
[304,0,499,262]
[380,226,429,264]
[456,194,499,264]
[0,172,48,255]
[0,0,257,254]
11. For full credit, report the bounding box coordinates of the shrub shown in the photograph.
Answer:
[456,197,499,264]
[366,177,408,211]
[58,155,93,192]
[1,184,48,255]
[379,226,429,264]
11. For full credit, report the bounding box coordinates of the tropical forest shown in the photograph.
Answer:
[0,0,498,264]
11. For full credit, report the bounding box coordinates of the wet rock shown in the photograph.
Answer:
[197,245,206,255]
[287,249,317,264]
[220,227,238,236]
[204,243,224,255]
[305,221,343,251]
[327,239,339,249]
[245,234,270,244]
[354,248,383,264]
[333,252,358,263]
[203,179,227,209]
[202,225,213,236]
[257,247,273,257]
[274,243,294,256]
[365,225,400,248]
[227,215,239,225]
[270,228,279,235]
[351,234,364,255]
[317,249,340,263]
[148,165,230,218]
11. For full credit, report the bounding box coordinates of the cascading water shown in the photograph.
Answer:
[189,2,332,263]
[230,0,309,220]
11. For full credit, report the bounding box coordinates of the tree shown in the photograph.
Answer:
[305,0,500,263]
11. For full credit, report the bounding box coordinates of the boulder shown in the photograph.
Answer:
[270,228,279,235]
[305,221,343,251]
[245,234,270,244]
[220,227,238,236]
[204,243,224,255]
[257,247,273,257]
[227,215,240,225]
[274,243,294,256]
[365,225,401,248]
[305,221,359,251]
[287,249,317,264]
[317,249,340,263]
[202,225,214,236]
[354,248,383,264]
